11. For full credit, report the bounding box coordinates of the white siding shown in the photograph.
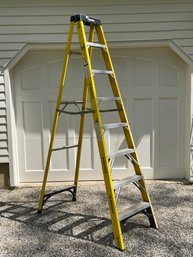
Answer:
[0,75,8,162]
[0,0,193,70]
[0,0,193,162]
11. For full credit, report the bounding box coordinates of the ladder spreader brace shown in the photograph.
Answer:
[37,14,158,251]
[57,100,94,115]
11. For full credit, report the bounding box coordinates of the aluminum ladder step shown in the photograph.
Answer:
[60,100,83,105]
[87,42,106,49]
[119,202,150,222]
[108,148,135,160]
[97,96,121,101]
[102,122,128,131]
[113,175,142,190]
[92,69,113,75]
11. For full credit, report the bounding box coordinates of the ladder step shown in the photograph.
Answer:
[114,175,143,190]
[97,96,121,101]
[108,148,135,160]
[87,42,106,49]
[119,202,150,222]
[60,100,83,105]
[52,144,79,151]
[102,122,128,131]
[92,69,113,75]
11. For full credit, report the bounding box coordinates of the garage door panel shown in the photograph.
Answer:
[133,98,153,169]
[21,65,41,90]
[159,98,178,168]
[103,96,129,172]
[157,87,179,97]
[111,55,127,87]
[48,101,71,171]
[100,101,123,124]
[134,57,153,87]
[79,137,94,170]
[23,101,44,171]
[47,57,84,92]
[109,129,128,154]
[65,57,84,89]
[131,88,154,98]
[94,76,113,97]
[50,139,69,171]
[71,113,93,138]
[159,62,179,87]
[47,59,63,89]
[48,101,68,136]
[113,157,128,170]
[18,90,45,100]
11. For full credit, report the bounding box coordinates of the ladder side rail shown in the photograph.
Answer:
[95,25,134,147]
[76,21,125,250]
[95,25,144,173]
[95,25,158,229]
[38,22,75,213]
[95,26,139,162]
[73,24,95,196]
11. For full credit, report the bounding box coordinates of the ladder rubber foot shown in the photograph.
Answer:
[144,207,158,229]
[116,247,124,252]
[37,209,42,214]
[72,196,76,201]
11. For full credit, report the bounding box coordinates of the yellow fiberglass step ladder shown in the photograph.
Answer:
[37,14,158,251]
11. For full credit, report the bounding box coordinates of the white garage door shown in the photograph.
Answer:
[12,47,186,182]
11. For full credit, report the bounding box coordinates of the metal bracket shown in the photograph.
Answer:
[133,181,146,192]
[57,101,94,115]
[115,187,121,202]
[108,157,115,171]
[141,207,157,228]
[42,185,77,207]
[125,153,139,166]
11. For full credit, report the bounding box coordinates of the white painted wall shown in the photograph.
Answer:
[0,0,193,70]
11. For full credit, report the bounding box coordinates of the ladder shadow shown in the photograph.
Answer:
[0,199,148,250]
[41,204,117,248]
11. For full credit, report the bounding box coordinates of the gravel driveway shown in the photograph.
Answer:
[0,180,192,257]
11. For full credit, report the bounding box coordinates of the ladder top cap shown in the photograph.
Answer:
[70,14,101,26]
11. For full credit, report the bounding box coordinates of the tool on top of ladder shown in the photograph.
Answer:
[37,14,158,251]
